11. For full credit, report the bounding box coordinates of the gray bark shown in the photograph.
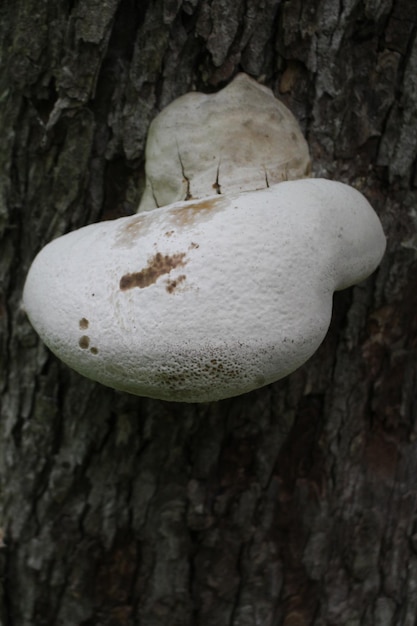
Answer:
[1,0,417,624]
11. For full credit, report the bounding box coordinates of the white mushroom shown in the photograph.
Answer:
[138,73,311,211]
[23,74,386,401]
[23,179,385,402]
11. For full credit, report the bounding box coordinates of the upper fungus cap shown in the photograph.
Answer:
[138,73,311,211]
[22,179,386,403]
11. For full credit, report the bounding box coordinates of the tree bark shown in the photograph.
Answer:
[1,0,417,624]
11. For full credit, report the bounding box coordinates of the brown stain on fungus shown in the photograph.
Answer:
[79,336,90,349]
[120,252,187,291]
[115,215,148,248]
[79,318,89,330]
[166,274,186,294]
[90,347,99,355]
[169,196,229,228]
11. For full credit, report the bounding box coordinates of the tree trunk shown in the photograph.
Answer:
[1,0,417,624]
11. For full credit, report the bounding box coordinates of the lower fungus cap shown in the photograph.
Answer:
[22,179,385,402]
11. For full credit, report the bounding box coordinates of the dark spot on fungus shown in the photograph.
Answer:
[79,336,90,349]
[165,274,186,294]
[189,242,199,249]
[79,318,89,330]
[165,230,175,237]
[90,347,98,355]
[120,252,187,291]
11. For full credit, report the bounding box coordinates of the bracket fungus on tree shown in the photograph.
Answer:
[23,74,386,403]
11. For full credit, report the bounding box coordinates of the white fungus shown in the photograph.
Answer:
[138,73,311,211]
[23,74,386,402]
[23,179,385,402]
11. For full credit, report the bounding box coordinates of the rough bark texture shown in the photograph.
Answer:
[1,0,417,624]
